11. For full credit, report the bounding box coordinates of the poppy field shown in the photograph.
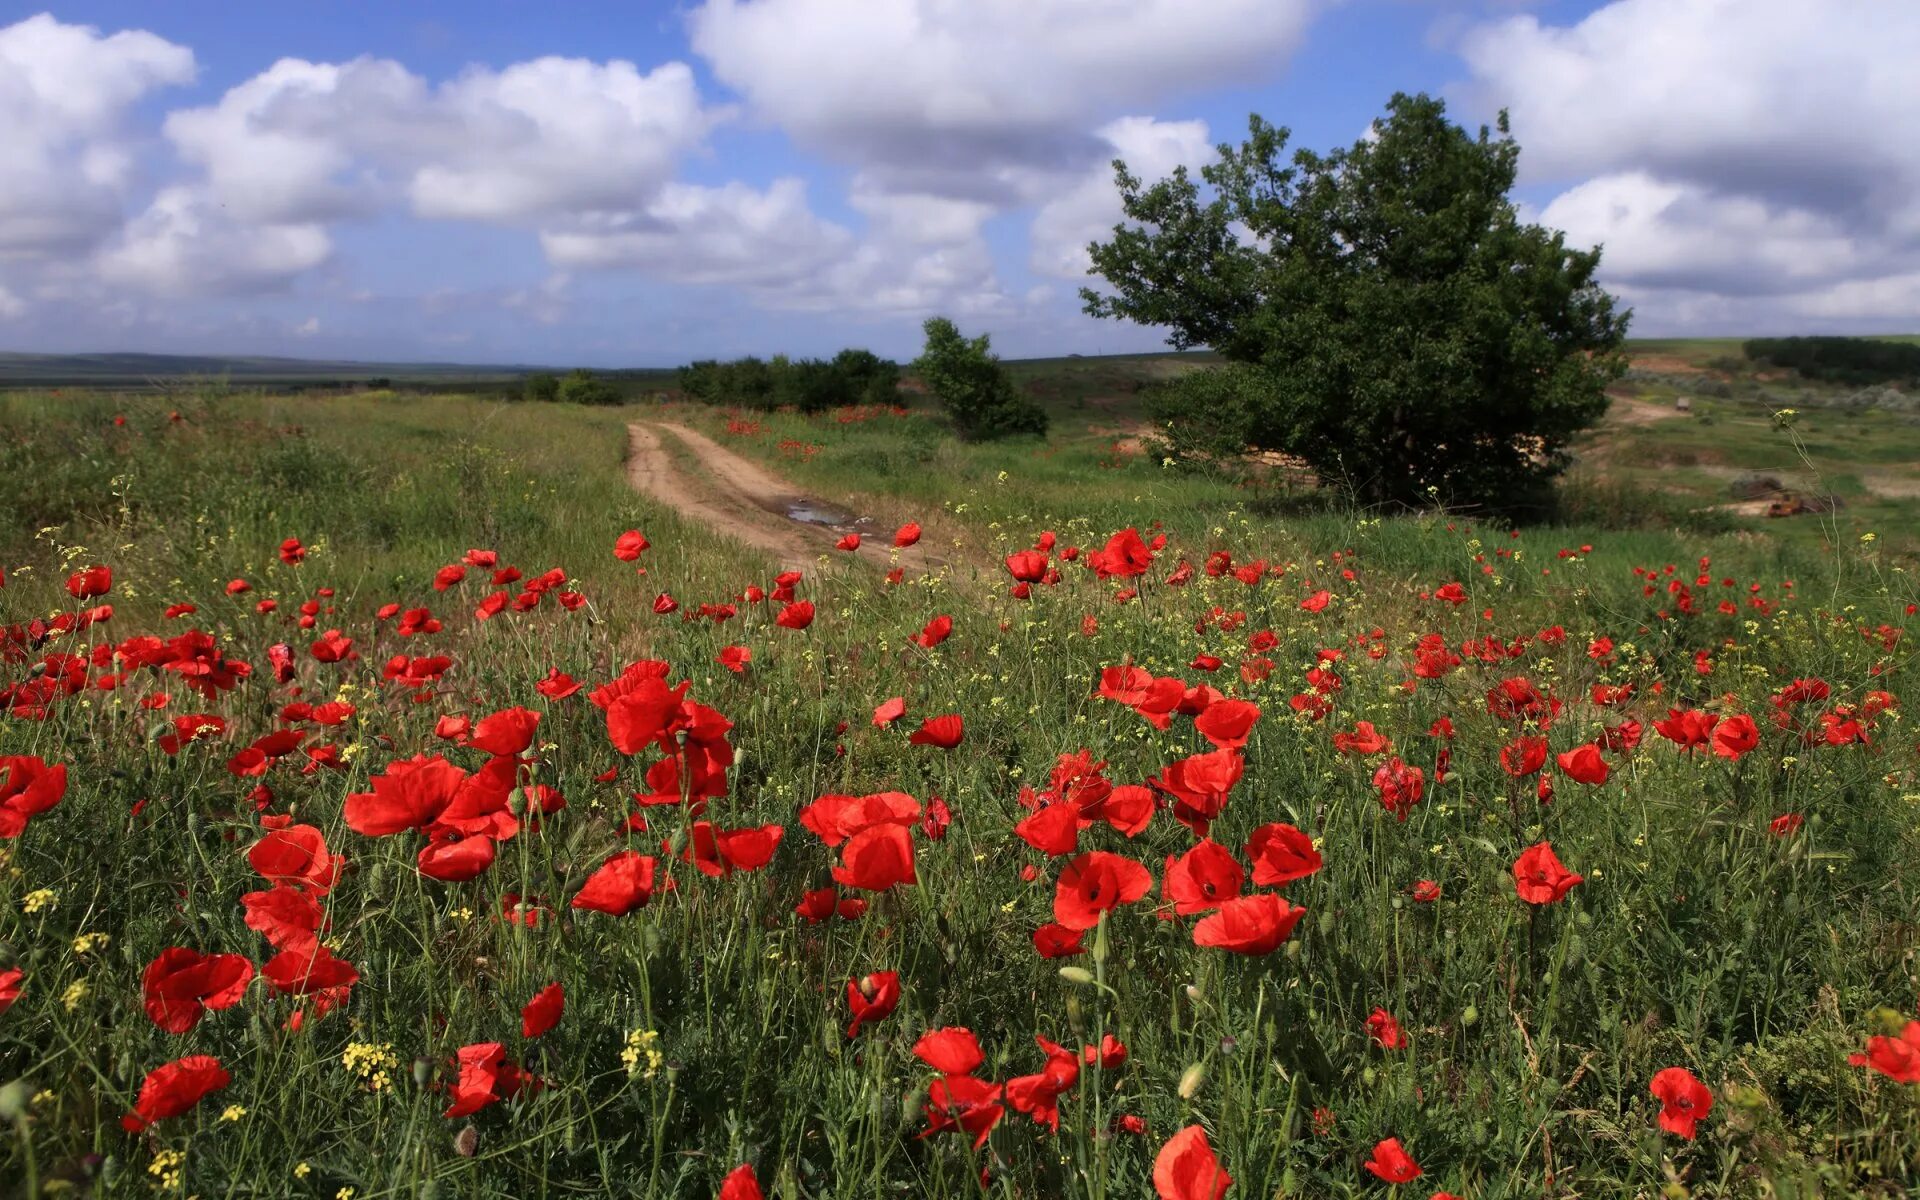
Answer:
[2,389,1918,1198]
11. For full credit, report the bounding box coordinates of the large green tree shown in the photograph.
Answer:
[1084,92,1630,509]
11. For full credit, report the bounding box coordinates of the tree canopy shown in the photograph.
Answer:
[1084,92,1630,510]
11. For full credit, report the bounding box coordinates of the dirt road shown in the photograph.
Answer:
[624,422,954,577]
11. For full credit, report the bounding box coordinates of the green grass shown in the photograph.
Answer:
[2,390,1918,1198]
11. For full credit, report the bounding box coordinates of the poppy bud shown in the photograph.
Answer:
[413,1058,433,1088]
[1461,1004,1479,1027]
[1058,967,1096,986]
[1184,984,1203,1003]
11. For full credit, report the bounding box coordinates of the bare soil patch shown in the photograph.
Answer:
[1630,353,1711,375]
[626,422,955,576]
[1605,392,1688,427]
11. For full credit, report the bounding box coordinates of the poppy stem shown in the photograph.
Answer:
[1526,905,1540,1000]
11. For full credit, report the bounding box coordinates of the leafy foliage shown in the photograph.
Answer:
[911,317,1049,441]
[520,372,560,403]
[1085,92,1630,511]
[1744,336,1920,387]
[678,349,899,414]
[554,368,623,407]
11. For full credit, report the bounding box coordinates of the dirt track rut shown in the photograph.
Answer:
[624,422,953,576]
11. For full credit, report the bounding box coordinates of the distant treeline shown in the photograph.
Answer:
[677,349,899,413]
[1744,337,1920,387]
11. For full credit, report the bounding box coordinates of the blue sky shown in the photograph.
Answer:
[1,1,1913,366]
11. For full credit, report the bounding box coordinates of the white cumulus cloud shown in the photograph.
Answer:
[0,13,195,259]
[1457,0,1920,331]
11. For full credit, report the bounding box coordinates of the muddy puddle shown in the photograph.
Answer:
[779,497,870,533]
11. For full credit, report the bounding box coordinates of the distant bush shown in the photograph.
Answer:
[911,317,1048,441]
[555,368,622,406]
[1744,336,1920,387]
[678,348,898,414]
[521,372,560,403]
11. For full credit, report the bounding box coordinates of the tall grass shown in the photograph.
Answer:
[1,392,1915,1198]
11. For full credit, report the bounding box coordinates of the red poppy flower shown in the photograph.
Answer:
[140,948,254,1034]
[845,970,901,1037]
[920,1073,1004,1148]
[866,695,908,727]
[443,1041,539,1117]
[799,791,920,846]
[795,887,865,924]
[1087,528,1154,580]
[1513,841,1583,904]
[1053,851,1154,930]
[1333,721,1392,756]
[1500,735,1549,777]
[1371,757,1426,821]
[0,755,67,838]
[417,830,498,881]
[1769,813,1803,837]
[1712,713,1759,760]
[521,983,564,1039]
[894,522,921,547]
[66,565,113,598]
[613,530,650,561]
[1366,1008,1408,1050]
[1649,1067,1713,1138]
[914,1027,986,1076]
[1032,923,1087,958]
[0,966,21,1016]
[776,600,814,630]
[309,629,354,664]
[911,615,953,649]
[685,821,784,877]
[1152,749,1243,837]
[831,823,917,892]
[718,1164,764,1200]
[1083,1034,1127,1068]
[1245,823,1322,885]
[1654,708,1718,751]
[1192,893,1305,955]
[1555,743,1609,786]
[241,884,326,951]
[1190,699,1258,750]
[1015,802,1081,857]
[159,712,227,755]
[1092,784,1155,837]
[908,714,965,749]
[571,851,659,915]
[121,1055,229,1131]
[1153,1125,1231,1200]
[921,795,951,841]
[717,645,751,673]
[1363,1137,1421,1183]
[247,823,341,894]
[262,943,359,995]
[1410,879,1442,903]
[469,707,541,756]
[1162,840,1244,915]
[1849,1019,1920,1083]
[343,755,470,837]
[1006,550,1049,583]
[536,669,582,700]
